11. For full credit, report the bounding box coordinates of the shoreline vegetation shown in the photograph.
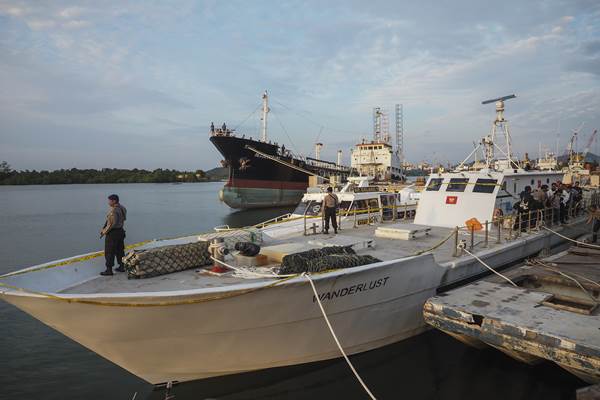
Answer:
[0,160,430,186]
[0,161,228,185]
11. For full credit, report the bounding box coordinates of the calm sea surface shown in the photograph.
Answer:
[0,183,585,400]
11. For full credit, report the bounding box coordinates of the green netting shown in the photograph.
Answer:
[279,246,380,274]
[124,241,211,279]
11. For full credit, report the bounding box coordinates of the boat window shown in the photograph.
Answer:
[339,201,352,211]
[547,178,550,183]
[473,178,497,194]
[426,178,443,191]
[447,178,469,192]
[353,199,368,212]
[293,200,322,216]
[293,201,310,215]
[380,195,395,220]
[368,198,379,209]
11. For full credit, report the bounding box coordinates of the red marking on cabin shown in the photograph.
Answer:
[446,196,458,205]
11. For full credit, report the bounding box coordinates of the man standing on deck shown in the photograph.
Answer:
[322,187,338,234]
[100,194,127,276]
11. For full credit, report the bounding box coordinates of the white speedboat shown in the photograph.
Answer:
[1,96,596,385]
[253,176,419,239]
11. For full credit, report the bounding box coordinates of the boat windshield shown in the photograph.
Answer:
[293,200,323,216]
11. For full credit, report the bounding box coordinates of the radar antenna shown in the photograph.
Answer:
[481,94,518,169]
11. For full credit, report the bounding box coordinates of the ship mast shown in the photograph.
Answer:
[481,94,519,170]
[261,90,270,142]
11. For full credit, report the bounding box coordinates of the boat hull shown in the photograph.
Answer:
[0,217,590,384]
[1,254,443,384]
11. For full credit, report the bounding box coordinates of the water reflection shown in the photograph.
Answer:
[147,330,584,400]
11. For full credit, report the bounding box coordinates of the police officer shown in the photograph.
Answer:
[100,194,127,276]
[322,187,339,234]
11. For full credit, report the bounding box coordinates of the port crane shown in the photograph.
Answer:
[564,122,585,165]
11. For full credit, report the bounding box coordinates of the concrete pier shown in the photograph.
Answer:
[424,246,600,384]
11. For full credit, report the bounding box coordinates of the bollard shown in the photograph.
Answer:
[303,213,307,236]
[496,216,502,244]
[470,226,475,249]
[484,220,489,248]
[453,227,460,257]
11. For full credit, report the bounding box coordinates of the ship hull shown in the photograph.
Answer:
[210,135,350,209]
[219,185,305,209]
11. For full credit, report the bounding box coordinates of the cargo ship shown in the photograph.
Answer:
[210,91,353,209]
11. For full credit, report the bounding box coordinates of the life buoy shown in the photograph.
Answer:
[493,208,503,223]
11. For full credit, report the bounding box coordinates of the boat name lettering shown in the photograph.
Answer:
[312,277,390,303]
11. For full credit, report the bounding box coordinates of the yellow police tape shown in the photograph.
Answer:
[0,239,155,279]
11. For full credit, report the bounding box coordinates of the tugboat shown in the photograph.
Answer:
[210,91,353,209]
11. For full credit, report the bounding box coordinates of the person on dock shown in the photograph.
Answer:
[550,188,562,224]
[100,194,127,276]
[322,187,338,235]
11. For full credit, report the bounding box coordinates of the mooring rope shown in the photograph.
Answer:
[527,259,599,304]
[541,226,600,249]
[303,272,377,400]
[460,247,518,287]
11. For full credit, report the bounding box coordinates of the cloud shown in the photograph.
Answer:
[0,0,599,170]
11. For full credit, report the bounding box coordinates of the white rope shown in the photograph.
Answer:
[541,226,600,249]
[461,247,518,287]
[303,272,377,400]
[528,260,599,304]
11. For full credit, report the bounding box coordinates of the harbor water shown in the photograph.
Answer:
[0,182,586,399]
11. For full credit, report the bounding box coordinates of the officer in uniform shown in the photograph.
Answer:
[322,187,339,234]
[100,194,127,276]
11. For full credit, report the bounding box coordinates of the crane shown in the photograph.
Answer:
[582,129,598,161]
[564,122,585,164]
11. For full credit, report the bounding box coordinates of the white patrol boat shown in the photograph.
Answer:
[255,176,419,239]
[1,95,596,385]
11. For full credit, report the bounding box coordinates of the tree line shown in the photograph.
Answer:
[0,161,213,185]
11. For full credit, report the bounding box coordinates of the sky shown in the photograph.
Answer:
[1,0,599,171]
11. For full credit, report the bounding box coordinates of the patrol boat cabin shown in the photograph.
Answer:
[292,176,419,221]
[416,95,563,228]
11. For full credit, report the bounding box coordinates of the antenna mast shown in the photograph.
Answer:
[261,90,269,142]
[373,107,389,143]
[395,104,404,163]
[481,94,517,169]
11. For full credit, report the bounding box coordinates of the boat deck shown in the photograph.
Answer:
[60,220,512,295]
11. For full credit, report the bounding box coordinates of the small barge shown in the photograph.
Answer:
[424,246,600,384]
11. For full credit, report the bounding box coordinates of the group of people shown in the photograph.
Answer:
[210,122,231,135]
[512,181,583,230]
